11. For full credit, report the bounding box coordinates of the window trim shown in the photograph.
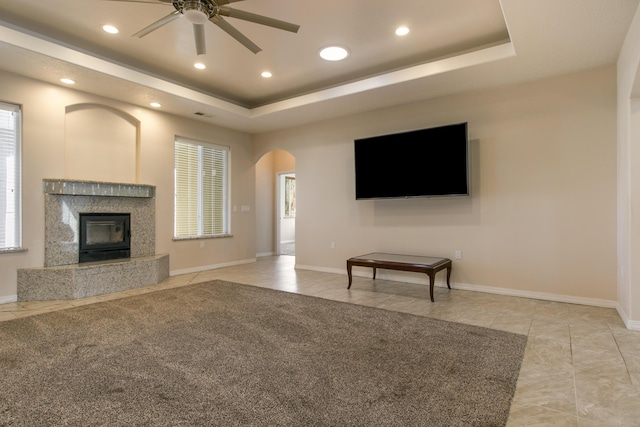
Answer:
[0,101,22,251]
[173,136,231,240]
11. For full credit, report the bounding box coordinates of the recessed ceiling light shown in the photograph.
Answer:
[319,46,349,61]
[60,78,75,85]
[395,26,410,36]
[102,25,119,34]
[261,71,272,78]
[150,102,161,108]
[194,62,206,70]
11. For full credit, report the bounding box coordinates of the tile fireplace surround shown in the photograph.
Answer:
[17,179,169,301]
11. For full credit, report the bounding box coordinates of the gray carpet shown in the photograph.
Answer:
[0,280,527,426]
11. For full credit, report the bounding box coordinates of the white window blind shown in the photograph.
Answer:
[174,137,229,238]
[0,102,21,250]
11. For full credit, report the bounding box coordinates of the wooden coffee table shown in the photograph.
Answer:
[347,253,452,302]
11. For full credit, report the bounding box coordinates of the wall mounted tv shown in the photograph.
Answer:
[354,122,469,200]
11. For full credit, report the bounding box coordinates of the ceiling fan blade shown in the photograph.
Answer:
[193,24,206,55]
[215,0,246,4]
[210,15,261,54]
[133,10,182,38]
[218,6,300,33]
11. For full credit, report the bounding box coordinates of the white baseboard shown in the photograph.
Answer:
[295,264,617,309]
[0,295,17,304]
[295,264,344,275]
[170,258,256,276]
[256,252,275,258]
[616,305,640,331]
[628,320,640,331]
[452,280,617,308]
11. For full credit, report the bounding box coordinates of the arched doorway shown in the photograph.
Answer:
[255,149,296,257]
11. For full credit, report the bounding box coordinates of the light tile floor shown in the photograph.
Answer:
[1,256,639,426]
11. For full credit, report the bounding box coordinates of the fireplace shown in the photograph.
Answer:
[18,180,167,301]
[79,213,131,263]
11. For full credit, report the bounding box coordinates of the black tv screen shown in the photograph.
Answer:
[354,122,469,199]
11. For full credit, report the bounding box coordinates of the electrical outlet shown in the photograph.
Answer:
[330,242,336,250]
[200,241,205,249]
[455,250,462,260]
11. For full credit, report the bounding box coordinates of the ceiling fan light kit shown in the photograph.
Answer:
[183,2,209,25]
[104,0,300,55]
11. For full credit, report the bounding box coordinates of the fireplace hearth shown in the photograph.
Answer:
[79,213,131,263]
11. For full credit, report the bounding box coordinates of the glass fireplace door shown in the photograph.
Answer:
[79,213,131,263]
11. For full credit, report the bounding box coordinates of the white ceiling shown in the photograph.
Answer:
[0,0,637,133]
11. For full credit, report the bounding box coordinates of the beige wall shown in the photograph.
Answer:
[617,4,640,328]
[255,151,276,255]
[0,71,255,299]
[254,67,617,304]
[0,65,620,306]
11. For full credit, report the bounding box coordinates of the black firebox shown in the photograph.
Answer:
[79,213,131,263]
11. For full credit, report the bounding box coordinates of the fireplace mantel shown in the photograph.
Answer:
[43,179,154,198]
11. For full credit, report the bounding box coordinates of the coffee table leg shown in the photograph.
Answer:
[428,272,435,302]
[347,261,353,289]
[372,267,377,280]
[446,266,451,289]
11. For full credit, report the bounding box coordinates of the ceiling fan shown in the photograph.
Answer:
[103,0,300,54]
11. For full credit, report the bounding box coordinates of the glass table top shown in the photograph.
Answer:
[350,253,448,266]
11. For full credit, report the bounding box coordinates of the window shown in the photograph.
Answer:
[284,176,296,218]
[0,102,21,250]
[174,136,229,238]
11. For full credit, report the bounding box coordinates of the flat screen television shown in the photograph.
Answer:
[354,122,469,200]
